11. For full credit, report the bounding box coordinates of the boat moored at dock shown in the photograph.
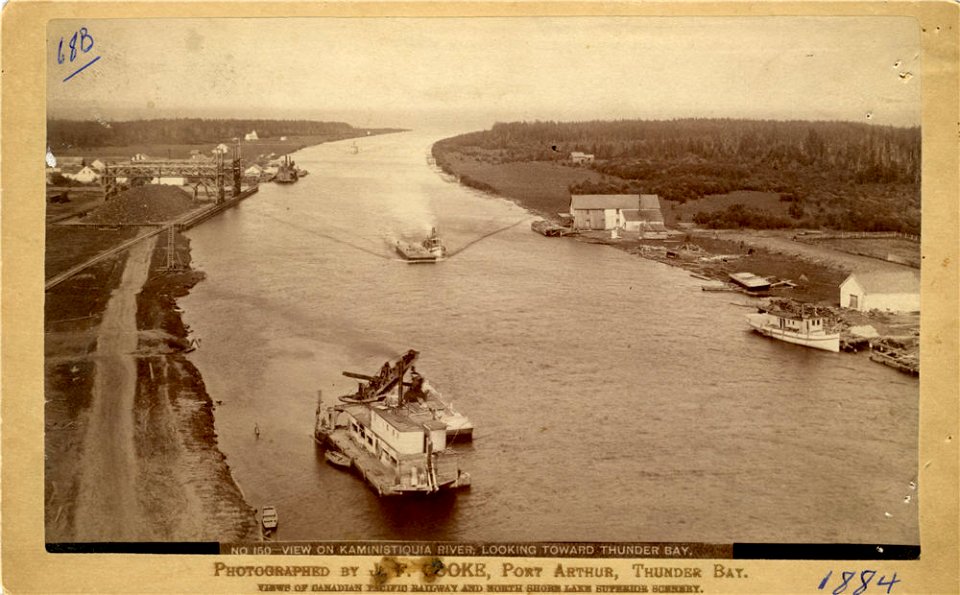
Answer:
[274,155,299,184]
[729,272,771,293]
[746,299,840,352]
[531,220,574,237]
[314,350,472,496]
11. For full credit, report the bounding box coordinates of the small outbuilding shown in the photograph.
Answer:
[840,270,920,312]
[244,130,259,141]
[570,151,595,165]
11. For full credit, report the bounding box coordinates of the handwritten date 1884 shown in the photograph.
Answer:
[818,570,901,595]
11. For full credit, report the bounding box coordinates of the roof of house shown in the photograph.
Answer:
[639,194,661,210]
[843,270,920,294]
[570,194,639,210]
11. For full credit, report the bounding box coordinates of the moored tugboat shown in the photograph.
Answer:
[274,155,299,184]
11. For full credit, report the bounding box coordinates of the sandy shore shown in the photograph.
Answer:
[45,229,258,542]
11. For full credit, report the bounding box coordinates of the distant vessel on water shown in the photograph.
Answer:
[746,299,840,352]
[314,350,472,496]
[396,227,447,262]
[531,220,574,237]
[274,155,299,184]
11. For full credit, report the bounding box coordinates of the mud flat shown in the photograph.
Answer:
[45,228,257,542]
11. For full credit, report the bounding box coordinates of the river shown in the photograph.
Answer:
[180,129,918,545]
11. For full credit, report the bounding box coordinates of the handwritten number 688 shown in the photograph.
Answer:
[57,28,94,65]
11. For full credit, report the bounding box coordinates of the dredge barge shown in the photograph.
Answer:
[314,350,472,496]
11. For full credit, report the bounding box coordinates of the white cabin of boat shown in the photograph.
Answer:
[758,309,828,335]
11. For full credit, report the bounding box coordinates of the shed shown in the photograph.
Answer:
[570,151,595,165]
[621,195,665,232]
[569,194,640,230]
[840,270,920,312]
[244,130,259,141]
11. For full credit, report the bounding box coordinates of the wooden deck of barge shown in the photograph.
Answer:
[322,430,400,496]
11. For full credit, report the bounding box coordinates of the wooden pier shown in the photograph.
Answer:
[176,185,259,230]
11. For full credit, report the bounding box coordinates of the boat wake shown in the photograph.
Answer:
[259,211,528,262]
[258,211,395,261]
[445,219,529,258]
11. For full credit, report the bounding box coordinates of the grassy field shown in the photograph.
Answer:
[440,154,609,216]
[45,225,140,279]
[667,190,789,226]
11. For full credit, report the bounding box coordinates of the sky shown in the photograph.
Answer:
[47,17,922,129]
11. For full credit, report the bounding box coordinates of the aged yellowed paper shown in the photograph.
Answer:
[2,2,957,593]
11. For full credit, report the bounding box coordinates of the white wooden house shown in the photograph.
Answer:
[65,166,100,184]
[569,194,640,230]
[840,270,920,312]
[244,130,259,141]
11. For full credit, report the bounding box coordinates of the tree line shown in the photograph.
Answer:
[47,118,369,149]
[433,118,921,234]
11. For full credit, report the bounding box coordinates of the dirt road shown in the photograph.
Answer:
[73,237,156,540]
[717,230,916,274]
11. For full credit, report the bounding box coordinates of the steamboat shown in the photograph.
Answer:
[396,228,447,262]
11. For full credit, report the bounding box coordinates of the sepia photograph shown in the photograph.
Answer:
[40,15,926,548]
[4,5,956,592]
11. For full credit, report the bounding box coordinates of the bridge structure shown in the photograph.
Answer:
[100,142,243,203]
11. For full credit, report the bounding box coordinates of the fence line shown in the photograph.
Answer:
[801,231,920,243]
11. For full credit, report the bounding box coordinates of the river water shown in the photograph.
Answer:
[181,130,919,545]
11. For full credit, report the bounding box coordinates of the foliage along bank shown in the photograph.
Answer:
[432,119,920,235]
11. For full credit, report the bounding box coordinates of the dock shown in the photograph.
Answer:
[176,186,259,230]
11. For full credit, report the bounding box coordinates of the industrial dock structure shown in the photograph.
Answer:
[315,350,472,496]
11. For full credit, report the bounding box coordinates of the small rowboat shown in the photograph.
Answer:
[325,451,352,468]
[261,506,278,531]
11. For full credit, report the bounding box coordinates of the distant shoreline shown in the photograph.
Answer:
[49,128,407,162]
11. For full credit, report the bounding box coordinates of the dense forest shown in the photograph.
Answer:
[433,119,921,234]
[47,118,378,150]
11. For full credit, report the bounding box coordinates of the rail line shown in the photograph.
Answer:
[44,186,259,292]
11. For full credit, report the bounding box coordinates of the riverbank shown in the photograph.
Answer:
[45,228,258,541]
[433,151,920,346]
